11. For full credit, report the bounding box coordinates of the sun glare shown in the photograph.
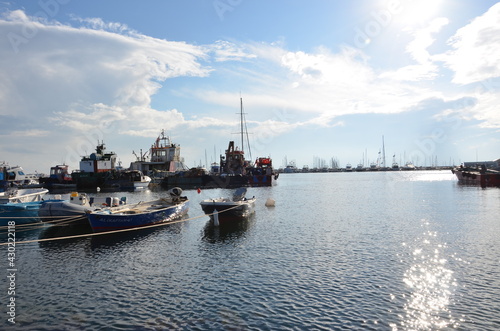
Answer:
[392,0,444,28]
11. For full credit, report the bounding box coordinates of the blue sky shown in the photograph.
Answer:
[1,0,499,173]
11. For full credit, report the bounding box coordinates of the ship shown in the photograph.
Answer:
[39,164,77,190]
[129,130,189,184]
[71,142,151,190]
[161,98,278,189]
[451,159,500,187]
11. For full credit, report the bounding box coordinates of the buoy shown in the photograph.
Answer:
[265,198,275,207]
[213,209,219,226]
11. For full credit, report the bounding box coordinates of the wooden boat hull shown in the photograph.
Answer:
[87,199,189,232]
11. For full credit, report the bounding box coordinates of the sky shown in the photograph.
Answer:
[1,0,500,173]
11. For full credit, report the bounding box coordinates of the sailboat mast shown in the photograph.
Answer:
[382,135,386,168]
[240,97,244,153]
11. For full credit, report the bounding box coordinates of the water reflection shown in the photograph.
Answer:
[399,219,459,329]
[37,217,186,251]
[202,214,255,243]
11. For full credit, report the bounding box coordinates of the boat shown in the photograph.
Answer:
[451,159,500,187]
[344,164,353,172]
[0,187,49,204]
[0,201,45,225]
[129,130,189,185]
[71,141,119,189]
[0,187,49,225]
[0,162,41,188]
[86,187,189,232]
[401,161,416,171]
[102,170,151,190]
[71,142,151,190]
[369,162,379,171]
[39,164,76,190]
[200,187,256,224]
[216,98,278,187]
[283,159,298,173]
[160,98,278,189]
[391,154,400,170]
[355,163,366,171]
[38,192,127,224]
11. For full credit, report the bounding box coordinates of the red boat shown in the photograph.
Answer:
[452,159,500,187]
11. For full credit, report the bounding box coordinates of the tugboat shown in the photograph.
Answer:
[210,98,278,188]
[39,164,76,190]
[130,130,189,183]
[161,98,278,189]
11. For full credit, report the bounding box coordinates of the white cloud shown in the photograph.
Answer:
[0,9,210,127]
[440,3,500,85]
[380,17,448,82]
[210,40,257,62]
[470,91,500,128]
[1,5,498,172]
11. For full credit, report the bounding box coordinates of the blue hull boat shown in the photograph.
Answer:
[0,201,44,225]
[86,188,189,232]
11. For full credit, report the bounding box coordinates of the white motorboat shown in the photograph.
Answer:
[200,188,256,223]
[0,187,48,204]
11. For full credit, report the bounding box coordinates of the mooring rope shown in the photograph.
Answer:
[0,204,242,246]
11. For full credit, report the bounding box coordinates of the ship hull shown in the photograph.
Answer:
[452,168,500,187]
[161,174,274,190]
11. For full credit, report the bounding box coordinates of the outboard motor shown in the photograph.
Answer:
[232,187,247,202]
[168,187,183,202]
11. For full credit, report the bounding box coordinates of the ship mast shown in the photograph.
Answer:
[240,97,244,154]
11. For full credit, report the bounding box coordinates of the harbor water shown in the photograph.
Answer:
[2,170,500,330]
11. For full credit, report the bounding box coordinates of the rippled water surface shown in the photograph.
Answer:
[2,171,500,330]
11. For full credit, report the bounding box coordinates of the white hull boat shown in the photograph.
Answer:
[200,188,255,224]
[0,188,48,204]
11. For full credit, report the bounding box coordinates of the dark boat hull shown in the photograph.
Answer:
[161,174,273,189]
[200,198,256,221]
[452,168,500,187]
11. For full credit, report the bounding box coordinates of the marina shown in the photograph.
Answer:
[2,1,500,329]
[1,170,499,330]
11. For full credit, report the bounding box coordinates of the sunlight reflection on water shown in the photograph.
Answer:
[398,219,459,330]
[406,171,456,182]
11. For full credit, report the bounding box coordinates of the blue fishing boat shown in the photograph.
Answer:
[86,188,189,232]
[0,187,50,225]
[0,201,45,225]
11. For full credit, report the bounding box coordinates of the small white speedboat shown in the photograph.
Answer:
[0,187,48,204]
[200,188,256,222]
